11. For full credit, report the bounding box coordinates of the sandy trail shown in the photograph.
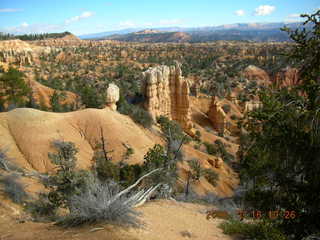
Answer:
[0,200,237,240]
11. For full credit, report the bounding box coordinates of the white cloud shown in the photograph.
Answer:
[254,5,276,16]
[119,20,136,28]
[65,11,94,25]
[234,9,245,16]
[0,8,23,13]
[21,22,29,27]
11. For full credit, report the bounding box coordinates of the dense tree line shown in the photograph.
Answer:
[0,31,71,41]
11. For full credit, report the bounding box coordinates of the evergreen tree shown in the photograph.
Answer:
[0,67,30,110]
[239,10,320,239]
[50,91,64,112]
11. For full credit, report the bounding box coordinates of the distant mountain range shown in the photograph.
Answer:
[79,22,305,42]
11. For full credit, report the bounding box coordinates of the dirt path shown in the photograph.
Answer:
[0,200,237,240]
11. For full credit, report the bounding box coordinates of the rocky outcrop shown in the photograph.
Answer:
[141,61,194,135]
[207,97,226,134]
[0,39,51,65]
[106,83,120,111]
[273,67,299,88]
[0,40,34,65]
[243,65,270,83]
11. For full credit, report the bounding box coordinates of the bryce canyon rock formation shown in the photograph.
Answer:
[141,61,194,135]
[0,39,52,65]
[207,97,226,134]
[106,83,120,111]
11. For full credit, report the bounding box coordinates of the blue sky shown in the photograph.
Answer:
[0,0,318,35]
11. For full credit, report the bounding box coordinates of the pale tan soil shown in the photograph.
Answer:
[0,105,238,197]
[0,200,238,240]
[0,107,156,173]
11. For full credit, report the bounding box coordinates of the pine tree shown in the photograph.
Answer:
[239,10,320,239]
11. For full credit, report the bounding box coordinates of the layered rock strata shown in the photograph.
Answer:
[141,62,194,135]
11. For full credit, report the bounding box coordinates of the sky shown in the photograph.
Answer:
[0,0,319,36]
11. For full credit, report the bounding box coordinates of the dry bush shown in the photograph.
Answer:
[57,179,142,227]
[0,174,28,204]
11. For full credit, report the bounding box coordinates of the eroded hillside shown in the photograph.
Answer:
[0,35,300,239]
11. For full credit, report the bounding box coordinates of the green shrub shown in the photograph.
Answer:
[204,142,217,155]
[222,104,231,114]
[93,141,142,187]
[118,163,143,187]
[194,144,201,150]
[0,67,31,109]
[230,114,238,120]
[142,143,179,198]
[220,220,287,240]
[118,96,153,128]
[203,169,219,186]
[42,139,149,227]
[96,157,120,182]
[130,105,153,128]
[194,130,201,142]
[203,140,234,163]
[45,140,91,209]
[188,159,204,181]
[24,193,57,222]
[142,144,167,172]
[218,131,224,137]
[123,147,134,160]
[157,116,185,141]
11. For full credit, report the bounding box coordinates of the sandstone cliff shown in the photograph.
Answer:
[141,62,194,135]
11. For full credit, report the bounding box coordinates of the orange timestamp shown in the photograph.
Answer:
[237,210,297,220]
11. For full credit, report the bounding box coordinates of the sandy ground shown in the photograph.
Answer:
[0,200,238,240]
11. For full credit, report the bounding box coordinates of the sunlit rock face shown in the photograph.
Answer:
[207,97,226,134]
[141,61,194,135]
[106,83,120,111]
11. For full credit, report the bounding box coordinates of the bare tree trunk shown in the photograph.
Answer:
[99,126,110,162]
[111,168,162,203]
